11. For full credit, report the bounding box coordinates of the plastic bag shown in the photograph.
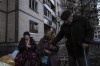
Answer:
[11,50,19,60]
[0,62,11,66]
[0,54,15,66]
[41,56,49,64]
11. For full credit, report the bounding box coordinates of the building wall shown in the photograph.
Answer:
[19,0,43,20]
[18,0,44,42]
[8,0,15,11]
[7,0,16,42]
[0,12,6,42]
[0,0,7,42]
[7,12,15,42]
[18,11,44,42]
[0,0,7,12]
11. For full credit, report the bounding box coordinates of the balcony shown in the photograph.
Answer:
[50,0,55,6]
[44,16,52,25]
[44,3,56,17]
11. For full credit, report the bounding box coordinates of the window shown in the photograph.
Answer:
[98,35,100,38]
[49,11,52,19]
[95,32,97,34]
[97,27,100,30]
[43,0,50,6]
[95,35,97,38]
[44,7,48,16]
[29,0,38,12]
[44,6,52,19]
[98,31,100,33]
[30,20,38,33]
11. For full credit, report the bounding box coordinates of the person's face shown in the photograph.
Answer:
[64,14,73,25]
[24,35,30,40]
[46,32,52,40]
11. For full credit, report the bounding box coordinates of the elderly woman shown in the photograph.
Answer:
[15,31,37,66]
[38,31,60,66]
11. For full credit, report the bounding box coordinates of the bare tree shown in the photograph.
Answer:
[60,0,98,25]
[60,0,97,15]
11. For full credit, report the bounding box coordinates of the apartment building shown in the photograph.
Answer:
[0,0,44,43]
[0,0,64,43]
[94,25,100,39]
[0,0,62,55]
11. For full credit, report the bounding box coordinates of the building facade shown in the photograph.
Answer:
[0,0,63,44]
[94,25,100,39]
[0,0,7,42]
[0,0,44,43]
[0,0,64,55]
[94,1,100,39]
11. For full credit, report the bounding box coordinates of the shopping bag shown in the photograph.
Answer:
[11,50,19,60]
[0,54,15,66]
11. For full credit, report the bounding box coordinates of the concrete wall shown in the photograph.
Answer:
[0,0,7,12]
[0,0,16,42]
[8,0,15,11]
[19,0,44,20]
[7,12,15,42]
[0,12,6,42]
[0,0,7,42]
[6,0,16,42]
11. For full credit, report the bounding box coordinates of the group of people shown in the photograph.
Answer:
[15,10,94,66]
[15,31,59,66]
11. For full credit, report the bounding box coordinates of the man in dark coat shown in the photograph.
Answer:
[51,10,94,66]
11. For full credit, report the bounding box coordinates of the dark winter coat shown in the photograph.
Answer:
[18,37,37,52]
[38,36,60,66]
[38,36,58,56]
[52,15,94,57]
[15,37,37,66]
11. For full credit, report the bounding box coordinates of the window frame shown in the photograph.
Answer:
[29,20,38,33]
[29,0,38,13]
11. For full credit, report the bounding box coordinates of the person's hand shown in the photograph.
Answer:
[49,44,54,49]
[26,44,31,48]
[44,50,51,54]
[82,43,89,48]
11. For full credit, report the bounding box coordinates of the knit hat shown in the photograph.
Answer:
[61,10,72,21]
[23,31,30,36]
[45,31,54,40]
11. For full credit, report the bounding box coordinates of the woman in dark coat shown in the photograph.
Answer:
[15,31,37,66]
[38,31,60,66]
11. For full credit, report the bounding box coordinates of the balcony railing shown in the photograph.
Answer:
[44,3,56,17]
[50,0,55,5]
